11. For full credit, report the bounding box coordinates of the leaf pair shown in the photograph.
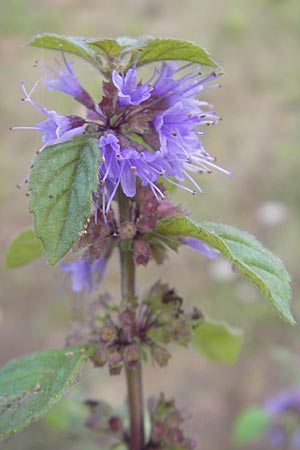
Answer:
[29,34,221,74]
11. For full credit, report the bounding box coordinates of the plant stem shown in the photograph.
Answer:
[118,191,145,450]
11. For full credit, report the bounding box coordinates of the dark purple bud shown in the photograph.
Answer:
[166,428,184,444]
[151,420,165,442]
[136,185,160,216]
[108,416,123,434]
[108,351,123,376]
[91,344,107,368]
[157,199,181,218]
[137,215,157,233]
[119,308,136,327]
[133,240,151,266]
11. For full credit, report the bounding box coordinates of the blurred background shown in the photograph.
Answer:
[1,0,300,449]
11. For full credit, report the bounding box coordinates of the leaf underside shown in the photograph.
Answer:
[4,228,43,268]
[0,346,93,440]
[29,34,104,70]
[154,216,294,324]
[192,319,243,364]
[29,136,99,265]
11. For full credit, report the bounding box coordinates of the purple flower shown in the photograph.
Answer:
[38,54,96,110]
[292,431,300,450]
[267,425,286,448]
[13,82,86,152]
[112,59,156,106]
[99,133,165,211]
[264,389,300,449]
[265,389,300,415]
[181,237,220,259]
[15,54,227,213]
[61,256,107,293]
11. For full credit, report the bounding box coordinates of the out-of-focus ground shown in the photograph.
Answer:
[1,0,300,449]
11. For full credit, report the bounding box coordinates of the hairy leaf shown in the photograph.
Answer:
[192,319,243,364]
[29,136,99,265]
[28,33,104,70]
[135,38,220,68]
[154,216,294,323]
[4,228,43,268]
[0,346,94,440]
[88,39,123,57]
[232,407,270,444]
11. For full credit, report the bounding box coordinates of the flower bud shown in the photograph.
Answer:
[108,351,123,376]
[133,239,151,266]
[108,416,123,434]
[91,344,107,368]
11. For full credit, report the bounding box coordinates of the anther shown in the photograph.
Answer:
[171,131,177,136]
[131,165,137,171]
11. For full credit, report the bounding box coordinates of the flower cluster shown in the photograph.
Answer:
[61,184,218,293]
[146,394,197,450]
[66,282,203,373]
[84,394,197,450]
[264,388,300,449]
[15,53,227,213]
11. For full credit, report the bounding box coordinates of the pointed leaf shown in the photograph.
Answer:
[192,319,243,364]
[88,39,123,57]
[135,38,220,69]
[4,228,43,268]
[29,136,99,265]
[28,33,104,70]
[154,216,294,323]
[0,345,94,440]
[232,407,270,444]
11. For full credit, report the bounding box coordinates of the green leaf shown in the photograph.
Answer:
[154,216,294,324]
[29,136,99,265]
[0,345,94,440]
[28,33,104,70]
[4,228,43,268]
[87,39,123,57]
[232,407,270,445]
[135,38,220,69]
[192,319,243,364]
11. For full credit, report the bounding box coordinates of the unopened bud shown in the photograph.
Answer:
[119,308,136,327]
[157,199,181,217]
[108,416,123,434]
[166,428,184,444]
[91,345,107,368]
[137,215,157,233]
[133,239,151,266]
[108,351,123,376]
[151,420,165,442]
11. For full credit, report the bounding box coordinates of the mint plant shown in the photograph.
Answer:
[2,34,294,450]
